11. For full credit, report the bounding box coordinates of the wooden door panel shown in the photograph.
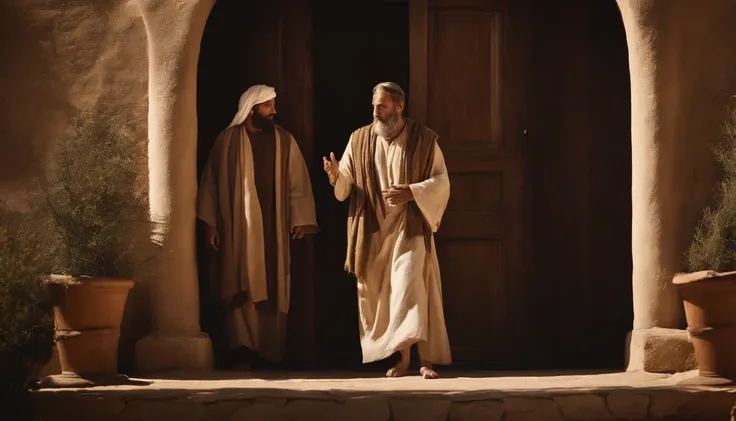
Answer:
[439,212,501,240]
[411,0,528,366]
[428,11,502,149]
[438,173,502,240]
[437,242,504,361]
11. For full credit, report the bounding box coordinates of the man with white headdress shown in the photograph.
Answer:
[323,82,452,379]
[197,84,318,369]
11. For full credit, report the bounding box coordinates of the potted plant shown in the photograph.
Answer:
[35,114,152,388]
[0,202,55,419]
[675,103,736,386]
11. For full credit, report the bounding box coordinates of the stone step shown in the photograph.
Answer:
[33,370,736,421]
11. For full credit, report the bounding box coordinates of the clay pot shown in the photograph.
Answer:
[673,270,736,385]
[39,275,134,388]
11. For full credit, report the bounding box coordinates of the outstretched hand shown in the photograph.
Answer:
[322,152,340,184]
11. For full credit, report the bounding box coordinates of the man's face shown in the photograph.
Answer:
[251,99,276,129]
[372,91,402,138]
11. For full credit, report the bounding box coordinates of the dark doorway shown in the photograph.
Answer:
[528,0,633,369]
[196,0,632,372]
[311,0,411,370]
[196,0,315,368]
[312,0,633,371]
[196,0,264,368]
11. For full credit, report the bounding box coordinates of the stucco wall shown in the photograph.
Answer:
[655,1,736,283]
[619,0,736,333]
[0,0,151,373]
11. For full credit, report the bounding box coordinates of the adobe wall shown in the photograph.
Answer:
[619,0,736,371]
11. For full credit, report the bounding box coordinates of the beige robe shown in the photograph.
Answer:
[333,127,452,365]
[197,124,317,361]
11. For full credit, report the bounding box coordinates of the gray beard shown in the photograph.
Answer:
[373,115,398,138]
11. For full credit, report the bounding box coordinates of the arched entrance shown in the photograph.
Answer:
[132,0,736,375]
[193,0,632,371]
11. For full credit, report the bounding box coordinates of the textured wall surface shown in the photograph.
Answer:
[618,0,736,332]
[0,1,149,191]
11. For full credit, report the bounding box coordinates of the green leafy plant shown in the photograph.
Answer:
[0,203,54,419]
[38,113,151,278]
[686,104,736,272]
[0,112,151,418]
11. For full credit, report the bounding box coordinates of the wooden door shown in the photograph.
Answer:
[409,0,530,367]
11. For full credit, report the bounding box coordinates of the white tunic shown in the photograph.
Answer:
[333,127,452,364]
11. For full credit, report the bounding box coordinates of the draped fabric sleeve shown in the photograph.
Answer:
[196,134,223,229]
[287,135,318,229]
[333,135,356,202]
[408,142,450,232]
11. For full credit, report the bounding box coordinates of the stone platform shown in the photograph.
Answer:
[33,370,736,421]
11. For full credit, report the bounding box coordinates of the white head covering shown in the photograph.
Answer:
[227,84,277,128]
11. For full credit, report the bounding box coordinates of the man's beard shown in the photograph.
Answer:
[252,112,276,130]
[373,110,399,138]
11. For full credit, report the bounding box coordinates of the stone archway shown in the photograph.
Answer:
[131,0,736,373]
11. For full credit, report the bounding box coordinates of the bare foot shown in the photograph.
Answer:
[386,363,410,378]
[420,363,438,379]
[386,346,412,378]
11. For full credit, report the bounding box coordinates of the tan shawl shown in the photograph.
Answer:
[345,118,437,279]
[197,124,293,312]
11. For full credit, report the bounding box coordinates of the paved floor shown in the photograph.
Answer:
[33,370,736,421]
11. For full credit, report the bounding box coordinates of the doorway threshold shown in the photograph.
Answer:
[33,370,736,420]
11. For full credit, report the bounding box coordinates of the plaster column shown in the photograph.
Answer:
[134,0,216,372]
[618,0,736,372]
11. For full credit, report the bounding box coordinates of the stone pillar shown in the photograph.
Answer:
[134,0,216,372]
[618,0,736,372]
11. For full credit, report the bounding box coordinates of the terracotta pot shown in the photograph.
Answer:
[39,276,134,388]
[673,270,736,383]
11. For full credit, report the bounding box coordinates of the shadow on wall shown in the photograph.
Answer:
[0,4,69,192]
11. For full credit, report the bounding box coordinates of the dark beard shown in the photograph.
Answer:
[252,112,275,130]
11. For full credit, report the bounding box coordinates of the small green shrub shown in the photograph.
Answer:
[686,104,736,272]
[38,113,150,278]
[0,111,152,419]
[0,204,54,420]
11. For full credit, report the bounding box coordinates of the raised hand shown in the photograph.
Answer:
[322,152,340,184]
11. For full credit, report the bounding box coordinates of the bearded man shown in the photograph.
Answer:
[323,82,452,379]
[198,84,318,369]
